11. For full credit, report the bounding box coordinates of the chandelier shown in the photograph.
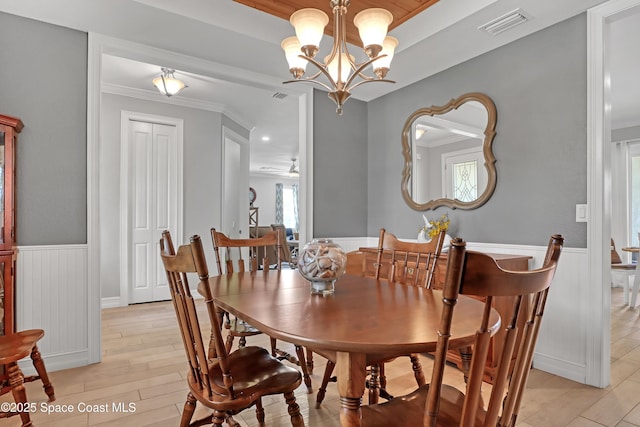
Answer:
[281,0,397,115]
[152,67,187,97]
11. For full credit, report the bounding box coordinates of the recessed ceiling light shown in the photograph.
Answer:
[261,136,270,142]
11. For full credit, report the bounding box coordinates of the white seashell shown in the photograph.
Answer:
[318,257,332,269]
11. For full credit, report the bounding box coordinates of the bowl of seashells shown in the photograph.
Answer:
[297,239,346,295]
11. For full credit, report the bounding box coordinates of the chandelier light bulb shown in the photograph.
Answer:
[325,52,353,85]
[290,8,329,58]
[281,37,307,78]
[374,36,398,79]
[353,8,393,58]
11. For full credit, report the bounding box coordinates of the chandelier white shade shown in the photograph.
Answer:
[281,0,397,115]
[152,67,187,97]
[373,36,398,76]
[290,8,329,53]
[353,8,393,55]
[281,37,308,78]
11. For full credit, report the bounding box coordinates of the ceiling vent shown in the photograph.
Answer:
[272,92,288,100]
[478,9,530,36]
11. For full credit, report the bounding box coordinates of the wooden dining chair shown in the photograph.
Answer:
[210,227,281,352]
[611,237,637,305]
[369,228,447,403]
[271,223,297,268]
[360,234,564,427]
[159,231,305,427]
[345,250,367,276]
[0,329,56,426]
[315,229,446,407]
[375,228,447,289]
[211,227,312,392]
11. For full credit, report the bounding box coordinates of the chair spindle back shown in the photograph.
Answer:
[159,231,234,399]
[453,234,564,427]
[374,228,446,288]
[211,228,282,274]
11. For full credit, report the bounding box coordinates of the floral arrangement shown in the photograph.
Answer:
[420,213,451,239]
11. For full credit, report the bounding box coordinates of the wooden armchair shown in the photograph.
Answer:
[211,228,312,392]
[360,234,564,427]
[159,231,304,427]
[271,224,297,268]
[315,228,446,407]
[0,330,56,426]
[611,237,637,305]
[368,228,447,403]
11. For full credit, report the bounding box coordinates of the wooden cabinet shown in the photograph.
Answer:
[0,114,22,337]
[357,247,531,384]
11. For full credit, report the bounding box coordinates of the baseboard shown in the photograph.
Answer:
[533,352,586,384]
[101,296,121,309]
[18,349,90,375]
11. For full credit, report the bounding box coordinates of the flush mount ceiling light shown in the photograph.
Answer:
[289,158,300,177]
[281,0,397,115]
[152,67,187,97]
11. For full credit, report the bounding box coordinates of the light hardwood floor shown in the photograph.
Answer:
[2,286,640,426]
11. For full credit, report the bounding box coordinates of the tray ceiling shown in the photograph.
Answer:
[233,0,439,46]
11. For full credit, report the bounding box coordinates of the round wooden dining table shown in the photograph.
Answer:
[198,269,500,427]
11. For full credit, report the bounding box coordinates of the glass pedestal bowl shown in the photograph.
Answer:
[297,239,346,296]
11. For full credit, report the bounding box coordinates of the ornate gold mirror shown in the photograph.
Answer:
[401,92,497,210]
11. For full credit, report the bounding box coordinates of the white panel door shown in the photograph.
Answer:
[129,120,178,303]
[221,128,250,268]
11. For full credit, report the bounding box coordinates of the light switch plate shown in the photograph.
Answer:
[576,204,588,222]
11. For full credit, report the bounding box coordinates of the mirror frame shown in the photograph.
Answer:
[401,92,497,210]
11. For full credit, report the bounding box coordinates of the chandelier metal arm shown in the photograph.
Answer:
[343,54,387,89]
[295,54,340,90]
[159,75,171,97]
[348,76,396,92]
[283,76,334,93]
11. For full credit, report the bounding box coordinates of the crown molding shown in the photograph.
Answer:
[101,82,254,131]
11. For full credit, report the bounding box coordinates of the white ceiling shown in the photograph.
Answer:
[3,0,638,175]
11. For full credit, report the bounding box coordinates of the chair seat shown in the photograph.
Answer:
[612,263,636,270]
[361,383,484,427]
[226,318,261,336]
[0,329,45,364]
[189,346,302,411]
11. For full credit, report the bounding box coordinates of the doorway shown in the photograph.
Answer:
[588,0,640,388]
[119,112,184,304]
[221,127,250,239]
[88,34,313,365]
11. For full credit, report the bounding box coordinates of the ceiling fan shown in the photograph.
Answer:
[289,158,299,177]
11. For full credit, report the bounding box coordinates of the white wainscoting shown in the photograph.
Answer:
[331,237,590,384]
[13,239,590,384]
[16,244,90,374]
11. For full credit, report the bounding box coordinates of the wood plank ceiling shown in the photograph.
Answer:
[233,0,440,47]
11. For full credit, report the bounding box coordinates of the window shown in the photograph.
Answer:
[442,146,486,201]
[629,143,640,246]
[282,187,296,230]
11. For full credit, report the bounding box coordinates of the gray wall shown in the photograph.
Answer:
[0,12,87,245]
[313,90,368,237]
[613,125,640,142]
[367,14,588,247]
[1,10,589,250]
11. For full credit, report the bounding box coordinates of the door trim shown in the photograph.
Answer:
[88,33,313,364]
[119,111,184,306]
[221,126,250,239]
[587,0,640,387]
